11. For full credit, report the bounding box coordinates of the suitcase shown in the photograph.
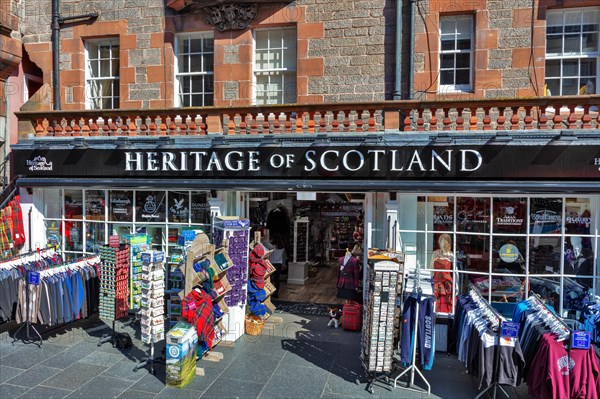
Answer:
[342,301,362,331]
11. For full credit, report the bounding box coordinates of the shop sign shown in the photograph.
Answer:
[12,142,600,180]
[110,194,132,220]
[46,220,60,248]
[169,197,189,218]
[571,331,591,350]
[496,206,525,227]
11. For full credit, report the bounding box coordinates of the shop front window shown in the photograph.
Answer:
[493,197,527,234]
[64,190,83,220]
[456,234,489,273]
[530,198,563,234]
[86,190,106,221]
[43,189,61,219]
[492,236,526,274]
[529,236,561,274]
[565,197,596,235]
[169,191,190,223]
[136,191,166,223]
[191,192,211,225]
[528,276,561,311]
[65,221,83,252]
[456,197,490,233]
[86,222,105,254]
[109,191,133,222]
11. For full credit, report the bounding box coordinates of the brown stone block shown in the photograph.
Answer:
[61,70,84,87]
[256,5,305,24]
[517,88,538,98]
[229,31,253,46]
[147,65,166,83]
[70,53,85,70]
[220,63,252,80]
[121,100,143,109]
[120,67,135,84]
[476,30,498,49]
[512,48,532,68]
[61,38,82,53]
[297,58,324,77]
[151,32,170,48]
[474,69,502,89]
[298,23,324,40]
[513,8,534,28]
[414,32,433,53]
[120,34,138,50]
[150,99,168,108]
[297,94,324,104]
[297,39,308,59]
[474,49,489,70]
[237,44,253,64]
[73,20,127,37]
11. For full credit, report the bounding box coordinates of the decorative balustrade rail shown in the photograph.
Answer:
[16,96,600,138]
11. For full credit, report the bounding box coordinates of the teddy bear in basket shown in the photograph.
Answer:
[327,307,342,328]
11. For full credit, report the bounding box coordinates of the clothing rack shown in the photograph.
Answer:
[12,256,99,347]
[526,291,571,340]
[393,262,431,395]
[467,285,510,399]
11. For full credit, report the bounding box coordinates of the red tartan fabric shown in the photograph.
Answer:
[0,211,10,252]
[181,289,215,350]
[342,301,362,331]
[11,196,25,247]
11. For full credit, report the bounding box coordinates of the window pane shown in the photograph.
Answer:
[563,277,593,317]
[456,18,472,36]
[204,94,214,106]
[255,30,269,49]
[547,26,563,34]
[65,189,83,219]
[564,11,582,26]
[440,20,455,34]
[459,273,487,296]
[565,236,594,278]
[563,59,579,76]
[455,70,470,85]
[99,45,111,59]
[398,194,426,231]
[565,197,595,235]
[45,220,61,249]
[440,70,454,85]
[457,197,490,233]
[191,192,210,224]
[271,50,283,70]
[431,196,454,232]
[88,42,99,60]
[581,58,597,77]
[545,78,560,96]
[255,50,269,70]
[440,53,454,69]
[528,276,561,311]
[546,35,562,54]
[205,53,214,72]
[492,236,526,274]
[545,59,561,77]
[190,38,202,53]
[86,190,105,221]
[457,39,471,50]
[191,75,203,93]
[284,46,296,69]
[456,53,470,68]
[530,198,562,234]
[86,222,105,253]
[169,192,189,223]
[529,236,561,274]
[109,190,133,222]
[282,28,296,46]
[44,189,61,219]
[456,234,489,273]
[65,221,83,252]
[204,38,214,52]
[90,60,99,78]
[111,44,119,58]
[562,78,579,95]
[490,275,525,305]
[282,73,296,103]
[190,54,202,71]
[136,191,166,222]
[191,94,203,106]
[547,12,563,27]
[563,34,581,53]
[441,38,455,51]
[203,76,213,93]
[583,32,599,52]
[493,197,527,234]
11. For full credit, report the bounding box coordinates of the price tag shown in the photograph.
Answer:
[571,331,591,350]
[28,272,40,286]
[500,321,520,339]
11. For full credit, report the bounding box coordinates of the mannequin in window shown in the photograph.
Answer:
[337,245,360,302]
[431,233,454,313]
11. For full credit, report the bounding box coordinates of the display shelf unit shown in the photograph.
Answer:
[213,216,251,341]
[128,234,149,310]
[246,232,277,324]
[99,244,130,321]
[293,218,310,263]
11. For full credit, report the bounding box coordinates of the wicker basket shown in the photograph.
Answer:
[245,315,265,336]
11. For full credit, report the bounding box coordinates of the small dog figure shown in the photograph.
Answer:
[327,307,342,328]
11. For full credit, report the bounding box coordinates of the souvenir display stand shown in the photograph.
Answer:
[98,244,130,346]
[213,217,251,341]
[128,234,149,310]
[361,256,403,394]
[134,250,166,374]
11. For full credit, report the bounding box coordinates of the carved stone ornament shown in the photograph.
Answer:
[204,3,258,31]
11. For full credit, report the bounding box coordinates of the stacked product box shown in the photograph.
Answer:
[140,250,165,344]
[361,260,401,373]
[166,321,198,388]
[129,234,149,310]
[99,245,130,320]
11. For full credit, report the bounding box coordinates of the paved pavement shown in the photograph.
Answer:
[0,312,534,399]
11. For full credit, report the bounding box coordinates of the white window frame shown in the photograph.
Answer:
[174,33,215,108]
[545,7,600,96]
[84,38,120,110]
[439,15,474,93]
[252,27,297,105]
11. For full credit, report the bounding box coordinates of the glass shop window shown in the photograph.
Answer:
[135,191,166,223]
[456,197,490,233]
[109,190,133,222]
[529,198,563,234]
[64,190,83,220]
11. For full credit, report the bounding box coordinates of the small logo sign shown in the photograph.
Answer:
[499,243,520,263]
[144,195,157,214]
[28,272,40,286]
[26,156,53,171]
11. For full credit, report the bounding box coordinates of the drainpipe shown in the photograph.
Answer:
[393,0,403,100]
[51,0,60,110]
[408,0,416,99]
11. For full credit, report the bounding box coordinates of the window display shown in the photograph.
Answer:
[191,192,211,225]
[565,197,595,235]
[530,198,562,234]
[136,191,166,222]
[168,191,189,223]
[529,236,561,274]
[456,234,489,273]
[109,191,133,222]
[86,190,106,221]
[456,197,490,233]
[65,190,83,219]
[430,233,454,313]
[492,197,526,234]
[492,237,525,274]
[65,221,83,251]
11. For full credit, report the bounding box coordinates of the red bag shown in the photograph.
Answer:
[342,301,362,331]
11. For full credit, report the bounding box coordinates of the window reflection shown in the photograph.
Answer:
[456,197,490,233]
[530,198,562,234]
[529,236,561,274]
[456,234,489,273]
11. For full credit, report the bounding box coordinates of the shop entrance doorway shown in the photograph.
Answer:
[242,192,365,307]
